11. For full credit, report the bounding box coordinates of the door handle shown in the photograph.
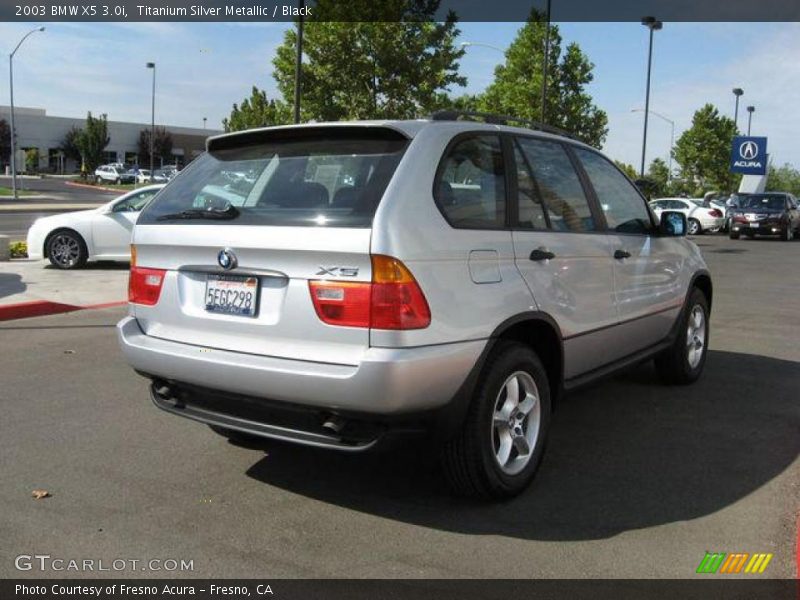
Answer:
[614,249,631,260]
[529,248,555,261]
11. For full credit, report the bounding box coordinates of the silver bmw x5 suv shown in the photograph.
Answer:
[118,113,712,499]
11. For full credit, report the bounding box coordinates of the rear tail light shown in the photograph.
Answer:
[708,209,723,218]
[129,246,166,306]
[308,281,371,328]
[308,255,431,330]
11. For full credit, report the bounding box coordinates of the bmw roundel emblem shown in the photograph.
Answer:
[217,248,237,270]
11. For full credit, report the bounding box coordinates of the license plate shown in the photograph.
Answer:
[749,222,759,227]
[205,274,259,317]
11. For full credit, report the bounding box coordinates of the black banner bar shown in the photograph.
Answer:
[1,579,798,600]
[2,0,800,22]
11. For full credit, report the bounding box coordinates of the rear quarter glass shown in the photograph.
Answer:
[138,127,409,228]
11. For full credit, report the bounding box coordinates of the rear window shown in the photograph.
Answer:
[138,128,408,227]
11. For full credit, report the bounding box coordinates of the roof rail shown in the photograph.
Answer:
[429,110,582,142]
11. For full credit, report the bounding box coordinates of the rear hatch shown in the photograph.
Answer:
[130,126,409,366]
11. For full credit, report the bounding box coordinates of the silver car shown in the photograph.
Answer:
[118,115,712,499]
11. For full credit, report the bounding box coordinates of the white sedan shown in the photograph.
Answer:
[27,185,165,269]
[649,197,725,235]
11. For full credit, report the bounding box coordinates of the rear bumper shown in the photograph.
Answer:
[117,316,484,415]
[699,216,725,230]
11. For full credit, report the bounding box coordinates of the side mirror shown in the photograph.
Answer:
[659,211,687,237]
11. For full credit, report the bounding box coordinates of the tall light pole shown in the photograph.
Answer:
[639,16,662,178]
[293,0,304,124]
[541,0,552,124]
[747,105,755,135]
[631,108,674,180]
[8,26,45,201]
[146,62,155,174]
[732,88,743,129]
[203,117,207,129]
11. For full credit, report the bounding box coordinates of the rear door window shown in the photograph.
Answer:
[516,137,596,232]
[138,128,408,228]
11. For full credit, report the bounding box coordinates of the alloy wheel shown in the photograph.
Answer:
[686,305,706,369]
[491,371,541,476]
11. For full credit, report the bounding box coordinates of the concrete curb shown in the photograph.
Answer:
[0,299,127,322]
[64,181,126,194]
[0,195,49,200]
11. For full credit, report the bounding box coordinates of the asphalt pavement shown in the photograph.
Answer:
[0,177,115,241]
[0,176,117,204]
[0,234,797,579]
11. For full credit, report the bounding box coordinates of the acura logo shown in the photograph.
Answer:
[217,248,237,270]
[739,141,759,160]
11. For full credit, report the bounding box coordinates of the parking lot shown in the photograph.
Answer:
[0,233,797,579]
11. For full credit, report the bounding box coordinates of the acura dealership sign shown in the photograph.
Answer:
[730,136,768,175]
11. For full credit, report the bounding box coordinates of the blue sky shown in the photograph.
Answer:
[1,21,798,170]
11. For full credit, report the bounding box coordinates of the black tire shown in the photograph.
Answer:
[208,425,265,445]
[729,231,740,240]
[95,176,102,183]
[688,218,702,236]
[781,225,793,242]
[46,230,88,270]
[654,288,709,385]
[441,341,551,500]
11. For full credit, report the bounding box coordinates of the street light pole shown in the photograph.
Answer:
[639,17,662,178]
[747,105,755,135]
[631,108,674,180]
[146,62,155,175]
[8,26,45,201]
[732,88,743,129]
[293,0,304,124]
[540,0,552,124]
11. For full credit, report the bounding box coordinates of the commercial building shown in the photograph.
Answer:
[0,105,221,173]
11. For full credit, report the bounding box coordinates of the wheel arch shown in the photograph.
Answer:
[689,270,713,313]
[434,312,565,440]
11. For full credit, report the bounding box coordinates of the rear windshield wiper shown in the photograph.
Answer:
[156,205,240,221]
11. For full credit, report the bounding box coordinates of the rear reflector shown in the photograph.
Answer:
[309,255,431,330]
[129,266,166,306]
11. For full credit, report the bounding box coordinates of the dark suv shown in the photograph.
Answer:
[729,193,800,241]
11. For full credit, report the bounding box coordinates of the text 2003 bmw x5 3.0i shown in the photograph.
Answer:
[117,113,712,499]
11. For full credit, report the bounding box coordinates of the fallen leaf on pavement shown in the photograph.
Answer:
[31,490,51,499]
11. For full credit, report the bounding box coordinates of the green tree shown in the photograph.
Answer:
[223,87,291,132]
[76,112,110,174]
[431,92,481,114]
[646,157,670,197]
[24,148,40,173]
[673,104,739,193]
[766,163,800,196]
[59,126,83,164]
[0,119,10,166]
[614,160,638,180]
[138,126,174,166]
[272,1,466,121]
[478,12,608,147]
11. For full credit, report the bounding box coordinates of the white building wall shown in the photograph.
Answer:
[0,105,220,173]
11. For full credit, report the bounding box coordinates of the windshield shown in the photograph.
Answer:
[138,129,408,227]
[740,195,785,210]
